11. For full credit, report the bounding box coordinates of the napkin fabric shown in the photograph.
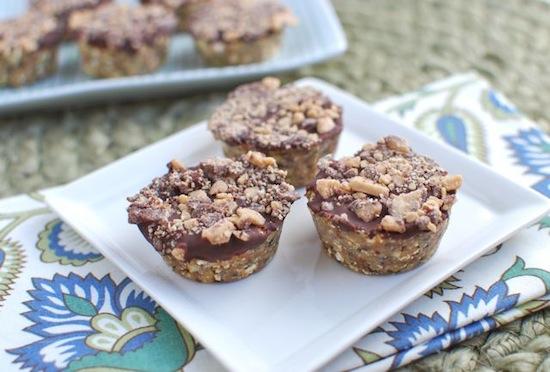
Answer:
[0,73,548,372]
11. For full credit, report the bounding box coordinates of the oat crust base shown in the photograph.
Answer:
[195,32,282,66]
[79,37,169,78]
[310,212,448,275]
[0,48,57,87]
[162,226,282,283]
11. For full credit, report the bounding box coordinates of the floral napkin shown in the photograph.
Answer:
[0,73,548,372]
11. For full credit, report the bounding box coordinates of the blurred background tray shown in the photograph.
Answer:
[0,0,347,114]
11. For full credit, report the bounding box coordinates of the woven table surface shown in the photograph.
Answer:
[0,0,549,370]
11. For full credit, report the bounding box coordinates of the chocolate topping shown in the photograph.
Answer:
[188,0,297,43]
[69,4,177,52]
[141,0,201,10]
[208,77,343,151]
[31,0,112,19]
[128,153,298,262]
[307,136,462,235]
[0,12,63,56]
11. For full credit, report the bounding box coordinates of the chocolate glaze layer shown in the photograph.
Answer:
[222,115,344,151]
[71,4,177,52]
[128,155,297,263]
[209,81,344,151]
[139,218,280,261]
[38,26,65,48]
[306,191,444,239]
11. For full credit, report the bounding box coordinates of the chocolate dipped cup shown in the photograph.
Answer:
[69,3,177,78]
[208,77,343,187]
[0,12,63,87]
[306,136,462,275]
[188,0,296,66]
[127,152,298,283]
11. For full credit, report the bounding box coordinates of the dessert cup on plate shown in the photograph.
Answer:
[306,136,463,275]
[188,0,297,66]
[31,0,112,40]
[208,77,343,187]
[140,0,206,31]
[127,152,298,283]
[0,12,63,87]
[69,3,177,78]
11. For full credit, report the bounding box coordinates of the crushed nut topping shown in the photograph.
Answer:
[141,0,201,10]
[69,3,177,51]
[188,0,297,43]
[0,12,63,56]
[349,176,389,197]
[307,136,462,233]
[201,219,235,245]
[128,152,298,246]
[31,0,111,18]
[316,178,347,199]
[208,77,343,150]
[245,151,277,168]
[441,174,463,191]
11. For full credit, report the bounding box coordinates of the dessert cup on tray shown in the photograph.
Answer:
[208,77,343,187]
[307,136,462,274]
[127,152,298,283]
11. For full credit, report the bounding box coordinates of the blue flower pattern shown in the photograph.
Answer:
[447,281,519,331]
[386,312,449,367]
[47,221,103,263]
[8,273,157,371]
[436,114,469,153]
[487,89,519,115]
[37,219,103,266]
[504,128,550,197]
[385,281,519,368]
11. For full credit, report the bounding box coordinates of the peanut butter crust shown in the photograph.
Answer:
[209,77,343,151]
[70,4,177,52]
[307,136,462,236]
[188,0,296,44]
[127,152,298,268]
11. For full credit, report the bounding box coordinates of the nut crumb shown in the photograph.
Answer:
[441,175,463,191]
[171,248,185,261]
[262,76,281,89]
[169,159,186,172]
[189,190,210,202]
[246,151,277,168]
[380,215,406,233]
[234,207,266,227]
[317,117,336,134]
[385,136,410,153]
[201,219,236,245]
[316,178,345,199]
[351,199,382,223]
[209,180,228,195]
[349,176,389,197]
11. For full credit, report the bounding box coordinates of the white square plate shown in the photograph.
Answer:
[0,0,346,114]
[44,78,550,372]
